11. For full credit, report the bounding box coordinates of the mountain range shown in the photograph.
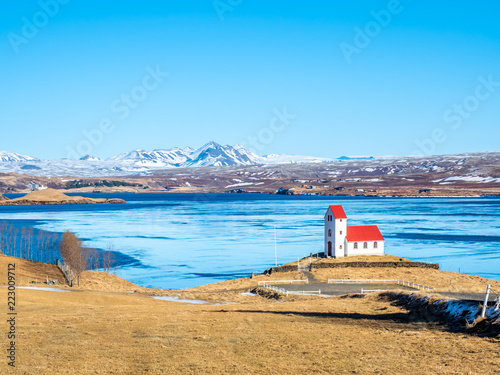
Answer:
[0,142,336,177]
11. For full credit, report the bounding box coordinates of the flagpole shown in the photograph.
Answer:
[274,225,277,267]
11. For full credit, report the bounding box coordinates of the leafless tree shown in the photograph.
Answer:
[59,231,85,286]
[0,222,7,255]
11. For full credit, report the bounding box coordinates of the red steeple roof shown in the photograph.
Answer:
[345,225,384,242]
[328,205,347,219]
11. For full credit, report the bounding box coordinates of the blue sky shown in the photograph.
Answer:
[1,0,499,160]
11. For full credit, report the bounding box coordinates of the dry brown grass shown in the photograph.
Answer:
[0,254,67,287]
[1,255,499,374]
[76,270,147,293]
[2,286,499,374]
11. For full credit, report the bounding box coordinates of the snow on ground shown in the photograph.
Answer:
[224,182,255,188]
[153,296,207,304]
[405,293,499,326]
[240,292,257,296]
[440,176,500,184]
[17,287,71,292]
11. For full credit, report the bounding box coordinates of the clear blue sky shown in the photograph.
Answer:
[1,0,499,160]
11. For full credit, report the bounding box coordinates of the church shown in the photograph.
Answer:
[324,205,385,258]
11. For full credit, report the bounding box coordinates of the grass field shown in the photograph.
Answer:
[1,255,499,374]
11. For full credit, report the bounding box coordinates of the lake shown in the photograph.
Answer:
[1,193,499,289]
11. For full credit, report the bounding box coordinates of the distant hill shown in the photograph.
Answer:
[0,188,126,205]
[0,150,38,162]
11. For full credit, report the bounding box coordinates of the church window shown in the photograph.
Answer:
[354,242,358,249]
[363,242,368,249]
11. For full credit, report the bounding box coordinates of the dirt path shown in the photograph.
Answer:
[301,270,321,284]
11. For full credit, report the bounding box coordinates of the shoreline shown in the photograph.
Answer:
[4,190,500,199]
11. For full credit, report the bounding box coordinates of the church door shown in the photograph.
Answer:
[327,241,332,256]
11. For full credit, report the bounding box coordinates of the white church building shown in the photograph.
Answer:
[324,204,385,258]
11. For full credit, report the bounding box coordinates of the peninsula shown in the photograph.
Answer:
[0,188,125,205]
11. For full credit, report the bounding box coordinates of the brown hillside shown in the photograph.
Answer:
[0,194,8,201]
[77,270,145,293]
[0,254,68,286]
[0,254,143,292]
[16,188,74,202]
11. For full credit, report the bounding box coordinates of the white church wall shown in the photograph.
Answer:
[345,240,385,256]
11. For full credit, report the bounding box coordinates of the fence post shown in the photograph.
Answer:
[481,284,491,318]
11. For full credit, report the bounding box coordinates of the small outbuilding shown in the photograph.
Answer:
[324,204,385,258]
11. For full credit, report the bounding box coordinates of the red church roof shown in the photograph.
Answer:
[346,225,384,242]
[328,205,347,219]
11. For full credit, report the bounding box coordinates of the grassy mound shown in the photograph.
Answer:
[77,270,144,293]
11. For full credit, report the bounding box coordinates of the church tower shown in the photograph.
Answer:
[324,205,347,257]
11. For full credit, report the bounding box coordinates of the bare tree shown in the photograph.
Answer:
[58,231,85,286]
[87,248,99,271]
[49,232,59,264]
[0,222,6,255]
[26,227,33,261]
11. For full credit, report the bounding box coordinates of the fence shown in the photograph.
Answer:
[258,279,309,286]
[327,279,433,291]
[287,290,322,296]
[262,284,289,296]
[56,259,74,287]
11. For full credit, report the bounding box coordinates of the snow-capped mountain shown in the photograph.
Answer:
[185,141,259,167]
[0,151,38,163]
[233,144,264,164]
[0,142,331,177]
[108,148,194,167]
